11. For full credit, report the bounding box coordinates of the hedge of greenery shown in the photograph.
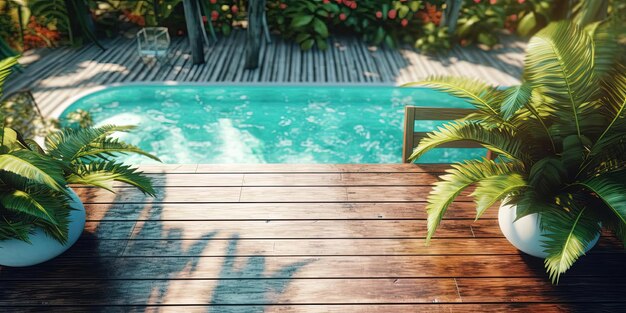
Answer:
[1,0,624,54]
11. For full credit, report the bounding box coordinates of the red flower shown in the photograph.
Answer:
[210,0,217,3]
[473,0,481,3]
[231,5,238,14]
[401,19,408,27]
[490,0,497,4]
[339,13,347,21]
[388,9,397,20]
[517,0,525,3]
[279,3,287,9]
[211,10,219,21]
[375,11,383,19]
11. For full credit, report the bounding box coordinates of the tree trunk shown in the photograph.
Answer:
[245,0,265,69]
[183,0,205,64]
[441,0,462,34]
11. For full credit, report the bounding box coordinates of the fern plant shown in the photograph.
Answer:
[0,57,158,244]
[405,20,625,283]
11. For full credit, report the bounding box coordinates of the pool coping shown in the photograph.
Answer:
[51,81,403,118]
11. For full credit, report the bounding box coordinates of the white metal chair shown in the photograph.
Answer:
[137,27,171,64]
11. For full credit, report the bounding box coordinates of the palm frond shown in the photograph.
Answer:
[0,150,66,191]
[77,137,161,162]
[45,125,135,162]
[501,83,533,120]
[587,21,622,81]
[0,188,70,228]
[425,159,516,243]
[66,161,156,196]
[404,76,509,126]
[0,56,18,98]
[523,21,598,138]
[576,175,626,242]
[409,120,530,164]
[542,205,601,284]
[0,218,34,242]
[471,174,527,220]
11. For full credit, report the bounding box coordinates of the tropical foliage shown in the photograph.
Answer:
[0,57,158,244]
[405,21,626,283]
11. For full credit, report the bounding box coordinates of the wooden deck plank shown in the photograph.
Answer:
[83,202,497,221]
[69,237,624,257]
[82,219,492,239]
[4,253,626,281]
[0,278,461,305]
[72,185,472,203]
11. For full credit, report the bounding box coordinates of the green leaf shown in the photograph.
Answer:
[78,137,161,162]
[403,76,508,126]
[45,125,135,162]
[290,15,314,28]
[300,39,315,51]
[577,176,626,242]
[425,159,516,242]
[0,189,69,228]
[66,161,156,196]
[312,18,328,38]
[409,121,529,164]
[523,21,598,138]
[542,205,601,284]
[0,150,66,191]
[501,84,533,120]
[471,174,527,219]
[0,56,18,98]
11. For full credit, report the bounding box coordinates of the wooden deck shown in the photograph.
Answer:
[6,30,525,116]
[1,164,625,312]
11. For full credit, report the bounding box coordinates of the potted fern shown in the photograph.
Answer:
[0,57,159,267]
[406,21,625,283]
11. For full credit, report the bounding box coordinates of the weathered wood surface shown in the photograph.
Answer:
[6,32,525,117]
[1,164,625,312]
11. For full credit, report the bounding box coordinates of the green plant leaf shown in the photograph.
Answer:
[0,150,66,191]
[66,161,156,196]
[409,121,529,164]
[577,176,626,242]
[77,137,161,162]
[0,56,18,98]
[523,21,598,138]
[290,15,314,28]
[471,174,527,219]
[312,18,328,38]
[425,159,516,243]
[0,188,69,228]
[45,125,135,162]
[403,76,508,126]
[501,84,533,120]
[542,205,601,284]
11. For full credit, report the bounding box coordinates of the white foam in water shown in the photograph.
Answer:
[212,119,265,163]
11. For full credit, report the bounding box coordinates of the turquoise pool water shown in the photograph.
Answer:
[61,85,484,164]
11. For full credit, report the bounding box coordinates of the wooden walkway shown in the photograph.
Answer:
[1,164,625,312]
[6,31,525,116]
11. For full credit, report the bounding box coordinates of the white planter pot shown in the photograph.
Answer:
[0,188,86,267]
[498,201,600,258]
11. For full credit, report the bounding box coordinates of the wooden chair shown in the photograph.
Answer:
[402,106,491,163]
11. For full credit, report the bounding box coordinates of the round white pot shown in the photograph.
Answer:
[498,201,600,258]
[0,189,86,267]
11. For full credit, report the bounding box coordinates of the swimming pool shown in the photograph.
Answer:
[60,84,484,164]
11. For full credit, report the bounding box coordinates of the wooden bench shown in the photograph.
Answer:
[402,106,489,163]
